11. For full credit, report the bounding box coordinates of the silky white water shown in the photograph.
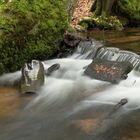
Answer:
[0,39,140,140]
[27,58,140,111]
[1,40,140,111]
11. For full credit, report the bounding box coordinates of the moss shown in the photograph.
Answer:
[94,0,101,16]
[0,0,69,74]
[90,0,140,27]
[79,16,123,30]
[79,17,95,29]
[118,0,140,21]
[118,16,129,26]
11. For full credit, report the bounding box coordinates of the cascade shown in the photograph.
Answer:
[72,39,140,72]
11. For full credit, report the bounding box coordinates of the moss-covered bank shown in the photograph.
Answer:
[118,0,140,25]
[79,0,140,30]
[0,0,69,74]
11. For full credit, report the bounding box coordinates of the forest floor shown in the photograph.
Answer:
[71,0,93,27]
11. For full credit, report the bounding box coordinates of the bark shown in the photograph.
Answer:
[92,0,118,16]
[90,0,139,26]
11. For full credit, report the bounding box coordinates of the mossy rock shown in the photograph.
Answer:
[0,0,69,74]
[79,17,95,29]
[118,0,140,23]
[79,16,123,30]
[21,61,45,94]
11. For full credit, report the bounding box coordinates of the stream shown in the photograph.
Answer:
[0,28,140,140]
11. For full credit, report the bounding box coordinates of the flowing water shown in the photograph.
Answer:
[85,28,140,54]
[0,28,140,140]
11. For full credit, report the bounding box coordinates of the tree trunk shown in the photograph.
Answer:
[90,0,139,26]
[92,0,118,16]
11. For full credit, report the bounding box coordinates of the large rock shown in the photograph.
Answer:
[59,32,90,58]
[84,58,133,83]
[20,60,45,94]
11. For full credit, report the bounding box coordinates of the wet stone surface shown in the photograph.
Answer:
[84,58,133,83]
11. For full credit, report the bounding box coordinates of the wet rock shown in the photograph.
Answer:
[58,32,102,59]
[55,32,83,58]
[45,63,60,76]
[20,60,45,94]
[57,47,73,58]
[60,32,98,58]
[112,98,128,113]
[118,98,128,105]
[63,32,81,48]
[84,58,133,83]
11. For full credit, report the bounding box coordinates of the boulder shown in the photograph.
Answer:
[84,58,133,83]
[57,32,83,58]
[20,60,45,94]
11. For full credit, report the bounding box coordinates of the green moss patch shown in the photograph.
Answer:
[79,16,123,30]
[0,0,68,74]
[118,0,140,21]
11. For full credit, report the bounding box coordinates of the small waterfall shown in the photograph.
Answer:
[95,47,140,72]
[115,51,140,71]
[96,47,120,60]
[72,39,140,72]
[71,39,103,59]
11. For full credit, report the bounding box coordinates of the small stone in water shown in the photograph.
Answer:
[114,98,128,110]
[45,63,60,76]
[119,98,128,105]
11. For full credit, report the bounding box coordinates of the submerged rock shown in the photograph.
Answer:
[84,58,133,83]
[20,60,45,94]
[45,63,60,76]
